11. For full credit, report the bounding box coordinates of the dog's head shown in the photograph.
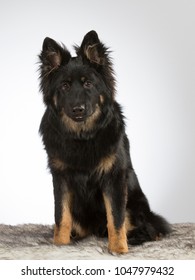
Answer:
[39,31,115,133]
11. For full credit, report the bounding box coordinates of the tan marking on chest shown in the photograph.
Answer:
[96,154,116,175]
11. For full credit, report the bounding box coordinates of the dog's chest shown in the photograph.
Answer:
[61,136,114,170]
[50,137,116,177]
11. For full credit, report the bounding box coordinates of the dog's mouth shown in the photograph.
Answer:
[70,109,94,123]
[68,105,93,123]
[61,105,101,133]
[71,111,95,123]
[72,115,87,122]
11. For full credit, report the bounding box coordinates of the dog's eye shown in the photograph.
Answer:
[83,80,93,88]
[62,82,70,91]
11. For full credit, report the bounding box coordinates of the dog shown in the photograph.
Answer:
[38,30,171,253]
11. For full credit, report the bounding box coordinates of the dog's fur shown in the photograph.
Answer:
[38,30,171,253]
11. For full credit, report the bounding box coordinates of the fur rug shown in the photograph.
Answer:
[0,223,194,260]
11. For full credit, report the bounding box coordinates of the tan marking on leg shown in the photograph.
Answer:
[54,193,72,245]
[103,194,128,254]
[96,154,116,175]
[72,222,89,238]
[125,211,135,233]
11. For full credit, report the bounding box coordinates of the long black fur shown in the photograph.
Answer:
[38,31,171,252]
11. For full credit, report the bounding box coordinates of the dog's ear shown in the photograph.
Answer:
[77,30,107,65]
[76,31,116,98]
[40,37,71,74]
[39,38,71,104]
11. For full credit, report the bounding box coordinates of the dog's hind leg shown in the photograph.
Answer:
[126,170,171,245]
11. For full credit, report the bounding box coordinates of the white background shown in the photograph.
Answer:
[0,0,194,225]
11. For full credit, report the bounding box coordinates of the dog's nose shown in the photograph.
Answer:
[72,105,86,118]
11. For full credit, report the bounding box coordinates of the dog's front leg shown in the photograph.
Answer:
[103,172,128,254]
[52,174,72,245]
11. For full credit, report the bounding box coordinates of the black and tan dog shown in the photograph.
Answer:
[38,31,170,253]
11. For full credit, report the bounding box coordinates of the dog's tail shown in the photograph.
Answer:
[127,211,171,245]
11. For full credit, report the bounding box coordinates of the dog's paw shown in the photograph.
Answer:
[108,240,128,254]
[53,236,71,246]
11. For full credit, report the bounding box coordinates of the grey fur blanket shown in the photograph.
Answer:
[0,223,194,260]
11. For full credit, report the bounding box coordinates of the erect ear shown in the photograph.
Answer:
[39,38,71,105]
[39,37,71,73]
[77,30,107,65]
